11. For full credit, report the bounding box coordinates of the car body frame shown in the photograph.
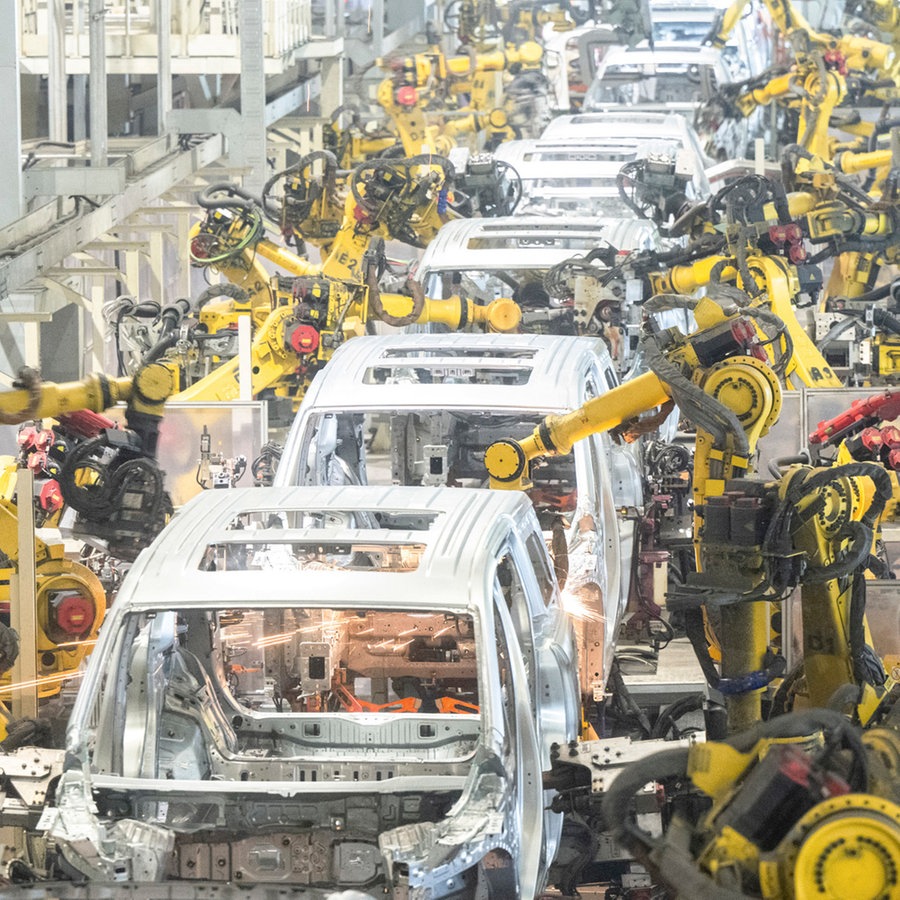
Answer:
[583,43,765,160]
[412,215,659,369]
[494,131,710,217]
[43,485,581,898]
[274,334,644,701]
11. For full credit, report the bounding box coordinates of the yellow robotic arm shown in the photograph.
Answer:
[485,296,780,499]
[0,364,175,562]
[711,0,897,79]
[0,365,172,433]
[601,707,900,900]
[647,254,842,389]
[487,296,785,731]
[0,364,179,716]
[173,283,521,405]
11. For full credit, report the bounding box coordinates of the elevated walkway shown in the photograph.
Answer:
[19,0,339,75]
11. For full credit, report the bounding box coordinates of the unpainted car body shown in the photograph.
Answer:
[648,0,771,79]
[542,0,769,111]
[583,44,764,160]
[493,131,710,217]
[42,485,580,899]
[413,215,659,367]
[274,333,644,701]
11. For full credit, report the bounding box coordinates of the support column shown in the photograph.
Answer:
[48,0,68,142]
[0,0,23,228]
[157,0,172,134]
[372,0,384,57]
[174,211,192,299]
[11,467,39,722]
[89,0,108,166]
[320,55,344,120]
[90,279,105,372]
[148,230,164,301]
[239,0,267,197]
[73,75,88,141]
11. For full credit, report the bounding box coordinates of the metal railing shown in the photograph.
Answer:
[20,0,324,62]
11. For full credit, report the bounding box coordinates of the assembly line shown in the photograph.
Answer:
[0,0,898,897]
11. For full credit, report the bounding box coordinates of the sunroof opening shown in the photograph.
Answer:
[201,540,426,573]
[378,347,537,360]
[364,364,532,386]
[219,508,442,532]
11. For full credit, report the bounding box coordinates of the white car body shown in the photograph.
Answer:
[45,485,581,898]
[274,333,644,701]
[583,44,762,160]
[495,132,709,217]
[413,215,659,369]
[542,0,769,112]
[498,108,712,219]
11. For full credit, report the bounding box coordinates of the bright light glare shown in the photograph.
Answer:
[560,589,606,624]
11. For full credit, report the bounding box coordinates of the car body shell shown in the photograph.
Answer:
[541,0,769,111]
[495,117,711,216]
[414,214,658,350]
[411,215,676,374]
[583,43,764,159]
[584,44,731,110]
[274,333,644,700]
[416,215,659,278]
[47,485,581,898]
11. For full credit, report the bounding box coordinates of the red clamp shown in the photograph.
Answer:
[809,390,900,445]
[823,50,848,75]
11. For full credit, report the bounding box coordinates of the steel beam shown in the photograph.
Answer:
[24,167,127,199]
[0,134,224,300]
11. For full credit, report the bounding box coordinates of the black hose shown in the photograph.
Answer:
[196,182,258,211]
[768,661,804,718]
[684,608,724,689]
[776,463,890,586]
[767,452,810,479]
[641,322,750,459]
[126,301,162,318]
[868,116,900,152]
[848,570,885,689]
[608,662,653,738]
[829,278,900,304]
[260,149,338,221]
[819,315,861,353]
[650,693,706,739]
[193,283,251,314]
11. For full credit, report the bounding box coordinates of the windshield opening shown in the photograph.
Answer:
[299,409,579,527]
[90,606,482,779]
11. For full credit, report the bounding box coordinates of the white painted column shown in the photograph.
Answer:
[372,0,384,56]
[157,0,172,134]
[239,0,267,197]
[0,0,23,228]
[238,314,252,401]
[73,75,88,142]
[320,55,344,119]
[48,0,68,143]
[89,0,108,166]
